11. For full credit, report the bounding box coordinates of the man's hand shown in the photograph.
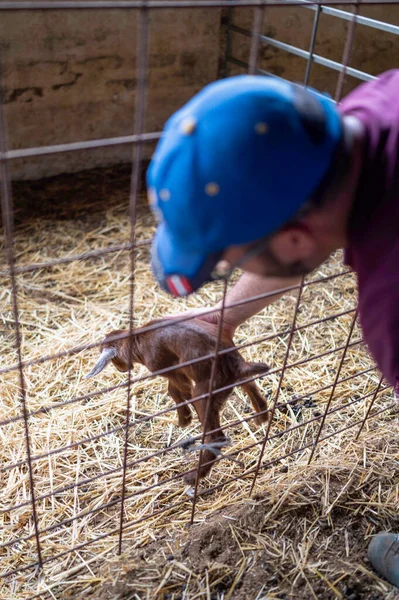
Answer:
[164,272,301,338]
[165,307,236,338]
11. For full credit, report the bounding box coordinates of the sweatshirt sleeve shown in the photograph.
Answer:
[357,248,399,392]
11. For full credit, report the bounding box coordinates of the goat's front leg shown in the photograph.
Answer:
[167,377,193,427]
[184,384,228,484]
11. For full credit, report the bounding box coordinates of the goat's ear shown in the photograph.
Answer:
[84,347,117,379]
[240,361,269,378]
[111,356,131,373]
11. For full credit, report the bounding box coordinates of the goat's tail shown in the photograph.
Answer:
[238,361,269,380]
[240,380,270,425]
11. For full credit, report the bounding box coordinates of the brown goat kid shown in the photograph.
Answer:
[86,318,270,483]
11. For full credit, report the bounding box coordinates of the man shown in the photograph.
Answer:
[147,71,399,585]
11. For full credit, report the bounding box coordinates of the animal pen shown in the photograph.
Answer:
[1,1,399,599]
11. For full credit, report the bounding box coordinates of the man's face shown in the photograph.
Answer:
[221,225,329,279]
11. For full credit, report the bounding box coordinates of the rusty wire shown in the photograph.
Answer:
[0,269,353,377]
[248,4,265,74]
[0,0,397,10]
[2,380,392,552]
[250,277,305,494]
[1,384,390,561]
[0,305,357,429]
[0,51,43,568]
[334,0,361,101]
[1,0,398,589]
[2,336,364,475]
[304,1,321,86]
[2,396,395,580]
[190,278,230,522]
[2,361,376,522]
[117,1,150,555]
[3,359,376,527]
[308,309,359,464]
[355,373,385,440]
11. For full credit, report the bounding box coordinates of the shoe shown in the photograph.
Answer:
[368,532,399,587]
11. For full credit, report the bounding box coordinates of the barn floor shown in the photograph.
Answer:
[1,164,398,599]
[87,450,399,600]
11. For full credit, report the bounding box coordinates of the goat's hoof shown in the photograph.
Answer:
[255,411,271,426]
[178,414,192,428]
[183,471,198,486]
[183,467,210,486]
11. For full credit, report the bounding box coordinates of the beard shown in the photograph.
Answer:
[261,261,313,278]
[257,246,315,278]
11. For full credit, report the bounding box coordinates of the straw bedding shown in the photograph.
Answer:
[1,165,398,599]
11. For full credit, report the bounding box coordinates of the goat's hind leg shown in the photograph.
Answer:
[184,383,229,484]
[167,377,193,427]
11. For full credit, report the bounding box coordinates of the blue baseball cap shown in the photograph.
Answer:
[147,75,342,296]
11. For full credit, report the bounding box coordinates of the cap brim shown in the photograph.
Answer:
[151,223,223,297]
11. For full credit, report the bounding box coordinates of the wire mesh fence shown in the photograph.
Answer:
[1,1,398,598]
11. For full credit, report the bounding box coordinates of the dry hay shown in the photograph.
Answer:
[1,165,398,600]
[85,441,399,600]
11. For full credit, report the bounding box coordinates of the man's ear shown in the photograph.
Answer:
[270,223,316,263]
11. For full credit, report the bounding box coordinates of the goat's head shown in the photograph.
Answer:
[85,330,133,379]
